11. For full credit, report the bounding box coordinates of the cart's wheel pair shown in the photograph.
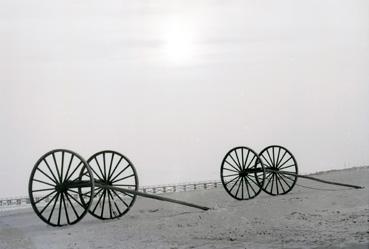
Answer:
[29,150,138,226]
[221,145,298,200]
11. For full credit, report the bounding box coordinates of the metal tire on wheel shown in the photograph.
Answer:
[81,150,139,220]
[28,149,94,226]
[259,145,298,196]
[221,146,265,200]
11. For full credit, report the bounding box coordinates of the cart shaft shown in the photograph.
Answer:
[65,181,210,211]
[96,184,210,211]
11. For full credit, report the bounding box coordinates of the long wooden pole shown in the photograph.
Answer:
[95,183,210,211]
[266,169,364,189]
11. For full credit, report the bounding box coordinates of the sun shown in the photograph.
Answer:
[161,17,196,65]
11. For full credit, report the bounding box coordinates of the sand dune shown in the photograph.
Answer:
[0,167,368,249]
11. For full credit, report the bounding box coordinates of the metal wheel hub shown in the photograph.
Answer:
[239,170,248,177]
[55,183,67,193]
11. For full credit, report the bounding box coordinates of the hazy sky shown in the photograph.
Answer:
[1,0,368,198]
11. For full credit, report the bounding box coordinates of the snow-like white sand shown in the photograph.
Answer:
[1,167,368,249]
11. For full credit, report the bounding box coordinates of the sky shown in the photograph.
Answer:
[0,0,368,198]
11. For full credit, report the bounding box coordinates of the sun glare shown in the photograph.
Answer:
[161,18,196,65]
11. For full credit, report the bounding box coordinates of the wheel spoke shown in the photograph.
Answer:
[35,190,57,205]
[100,189,107,217]
[243,149,250,170]
[223,173,240,177]
[92,189,105,213]
[245,154,256,169]
[65,192,79,219]
[276,150,288,167]
[235,177,242,197]
[275,147,281,168]
[246,175,258,186]
[65,161,83,182]
[229,177,241,192]
[36,168,57,184]
[278,173,293,191]
[92,187,104,198]
[223,168,239,173]
[39,192,58,214]
[33,178,55,187]
[272,147,276,168]
[48,193,60,222]
[107,153,114,181]
[62,194,70,224]
[264,173,274,191]
[108,156,123,180]
[224,160,241,172]
[234,150,243,171]
[43,159,59,184]
[270,174,275,193]
[103,153,107,181]
[279,164,296,170]
[57,191,63,225]
[260,154,273,168]
[52,152,62,183]
[111,189,129,207]
[60,151,65,183]
[63,154,74,182]
[280,173,296,182]
[33,188,55,193]
[241,149,244,170]
[228,153,242,171]
[245,176,256,196]
[89,165,105,182]
[241,176,244,199]
[110,164,131,182]
[112,173,135,183]
[225,175,239,186]
[266,149,274,167]
[275,173,279,195]
[94,157,106,181]
[108,190,122,216]
[277,156,292,169]
[107,190,113,218]
[276,175,286,193]
[66,192,85,209]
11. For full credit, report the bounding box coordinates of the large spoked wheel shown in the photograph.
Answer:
[28,149,94,226]
[221,146,265,200]
[259,145,298,196]
[81,150,139,220]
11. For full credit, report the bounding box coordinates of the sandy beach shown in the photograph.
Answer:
[1,167,368,249]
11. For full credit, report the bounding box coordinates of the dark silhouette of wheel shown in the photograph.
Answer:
[221,146,265,200]
[28,149,94,226]
[259,145,298,196]
[80,150,139,220]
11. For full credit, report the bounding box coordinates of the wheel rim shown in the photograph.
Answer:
[221,146,265,200]
[259,145,298,196]
[28,149,94,226]
[82,150,139,220]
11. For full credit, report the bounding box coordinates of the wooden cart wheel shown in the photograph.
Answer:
[221,146,265,200]
[80,150,139,220]
[28,149,94,226]
[259,145,298,196]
